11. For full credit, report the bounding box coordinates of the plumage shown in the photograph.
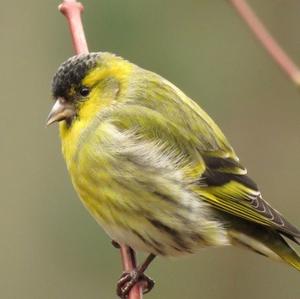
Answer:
[49,52,300,272]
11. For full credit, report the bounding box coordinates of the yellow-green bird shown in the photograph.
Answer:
[47,52,300,298]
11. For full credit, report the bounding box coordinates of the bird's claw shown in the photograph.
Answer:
[116,269,155,298]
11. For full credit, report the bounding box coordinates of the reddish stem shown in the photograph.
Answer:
[57,1,141,298]
[120,246,143,299]
[58,0,89,54]
[229,0,300,86]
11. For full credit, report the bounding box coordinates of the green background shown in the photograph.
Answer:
[1,0,300,298]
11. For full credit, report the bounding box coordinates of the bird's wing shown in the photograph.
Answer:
[196,153,300,242]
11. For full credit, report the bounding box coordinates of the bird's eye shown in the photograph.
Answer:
[79,87,90,97]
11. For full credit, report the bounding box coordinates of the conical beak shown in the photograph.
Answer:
[46,98,76,126]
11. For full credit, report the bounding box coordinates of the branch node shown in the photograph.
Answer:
[58,0,89,54]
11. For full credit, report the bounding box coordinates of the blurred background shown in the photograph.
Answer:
[1,0,300,298]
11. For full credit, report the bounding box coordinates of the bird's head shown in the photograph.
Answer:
[47,52,132,127]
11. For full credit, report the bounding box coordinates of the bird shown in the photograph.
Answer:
[47,52,300,298]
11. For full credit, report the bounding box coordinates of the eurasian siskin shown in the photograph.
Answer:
[47,52,300,298]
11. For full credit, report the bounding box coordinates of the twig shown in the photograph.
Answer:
[57,1,142,298]
[120,246,143,299]
[229,0,300,86]
[58,0,88,54]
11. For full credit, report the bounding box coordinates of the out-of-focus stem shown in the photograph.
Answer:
[57,1,142,298]
[229,0,300,86]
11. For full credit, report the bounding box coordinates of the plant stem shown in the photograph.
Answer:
[229,0,300,86]
[58,0,89,54]
[57,1,142,298]
[120,246,143,299]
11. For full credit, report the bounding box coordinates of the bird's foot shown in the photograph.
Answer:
[116,269,155,298]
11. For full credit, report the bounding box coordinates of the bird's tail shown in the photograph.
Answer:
[228,220,300,271]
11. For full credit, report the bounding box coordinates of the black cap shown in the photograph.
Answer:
[52,53,100,100]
